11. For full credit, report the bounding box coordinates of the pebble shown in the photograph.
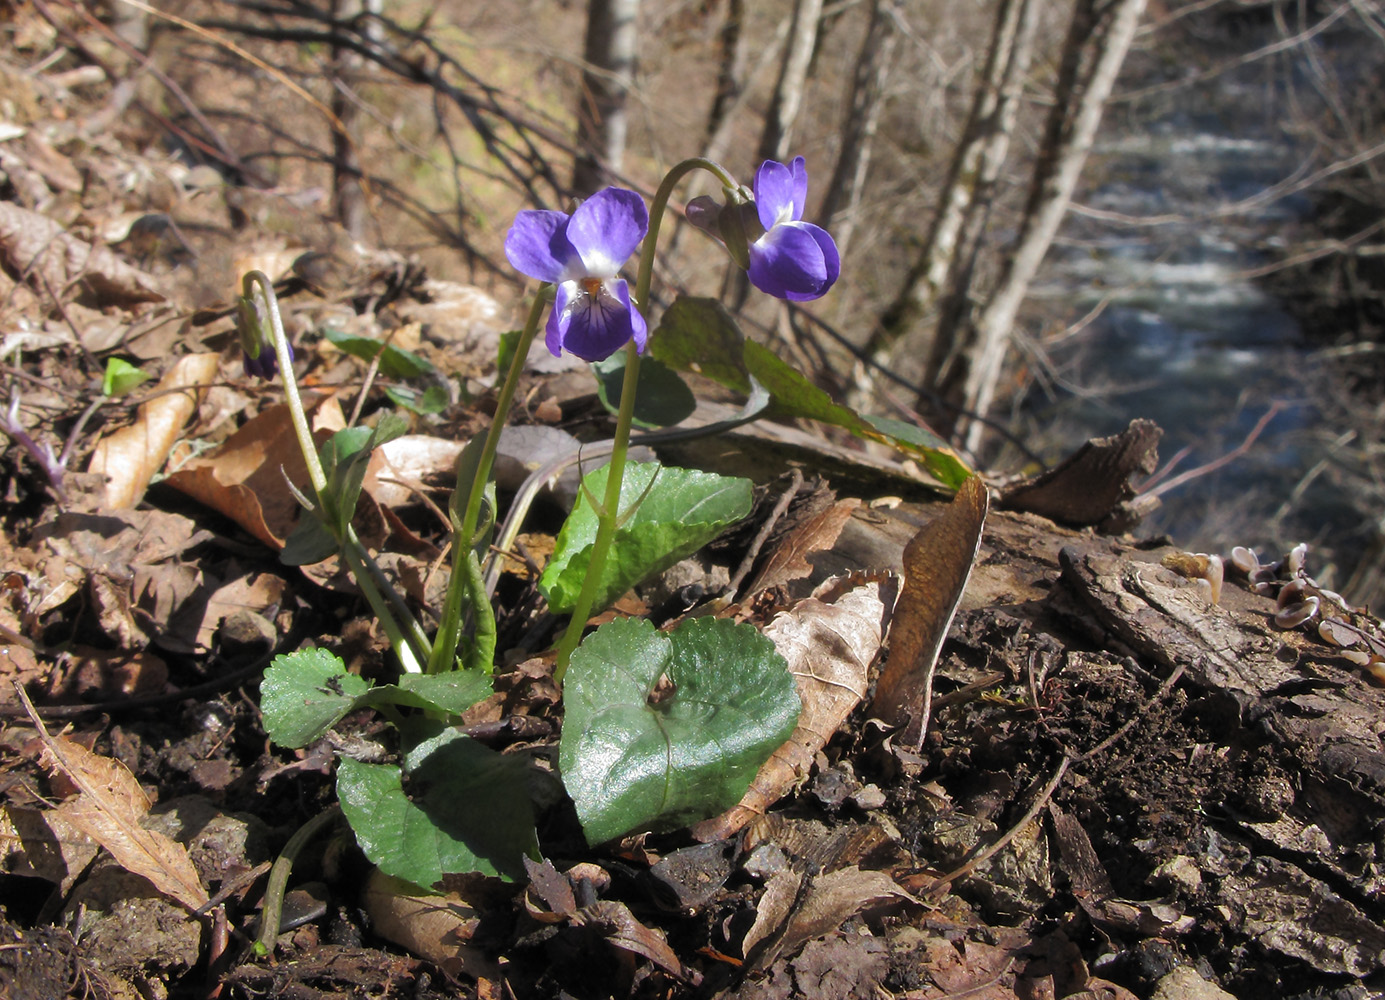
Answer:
[1151,966,1237,1000]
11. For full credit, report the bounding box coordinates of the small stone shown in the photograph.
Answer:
[851,784,887,810]
[1150,855,1202,894]
[1151,966,1237,1000]
[741,844,791,881]
[216,610,275,659]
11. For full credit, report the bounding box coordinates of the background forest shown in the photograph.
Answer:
[75,0,1382,608]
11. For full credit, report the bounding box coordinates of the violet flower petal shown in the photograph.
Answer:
[548,278,646,362]
[749,220,837,300]
[754,159,798,232]
[505,210,577,283]
[565,188,648,278]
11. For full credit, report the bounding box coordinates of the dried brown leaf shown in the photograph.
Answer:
[88,352,221,509]
[572,900,691,980]
[23,693,208,911]
[0,804,98,894]
[164,395,346,549]
[690,581,891,842]
[872,476,988,748]
[363,869,499,981]
[747,497,861,596]
[746,867,919,971]
[742,868,803,958]
[0,201,165,305]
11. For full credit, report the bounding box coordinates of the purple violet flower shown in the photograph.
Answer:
[243,340,289,380]
[688,157,839,302]
[504,188,649,362]
[746,157,839,301]
[237,293,292,381]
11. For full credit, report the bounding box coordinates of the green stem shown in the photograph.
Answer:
[550,158,739,684]
[341,531,429,674]
[256,804,342,955]
[552,340,642,684]
[428,290,549,674]
[242,271,430,672]
[635,157,740,309]
[243,272,328,496]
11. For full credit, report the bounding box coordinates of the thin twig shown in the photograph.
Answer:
[726,468,804,599]
[1073,663,1186,764]
[915,756,1070,896]
[1138,402,1288,502]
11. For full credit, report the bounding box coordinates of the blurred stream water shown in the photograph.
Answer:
[1026,87,1356,579]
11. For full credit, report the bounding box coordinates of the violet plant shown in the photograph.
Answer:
[249,155,962,898]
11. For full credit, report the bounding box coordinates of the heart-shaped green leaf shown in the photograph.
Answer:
[337,730,538,886]
[651,297,973,489]
[559,616,800,845]
[593,353,697,429]
[541,462,752,613]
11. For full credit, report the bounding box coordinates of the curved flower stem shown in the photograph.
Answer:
[551,158,740,685]
[256,804,343,955]
[553,339,642,685]
[635,157,740,310]
[429,289,550,674]
[241,271,429,674]
[242,272,327,496]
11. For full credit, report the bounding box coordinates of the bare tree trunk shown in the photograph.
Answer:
[820,0,899,261]
[705,0,748,151]
[331,0,379,241]
[870,0,1037,366]
[572,0,640,196]
[955,0,1149,454]
[758,0,825,163]
[697,9,791,184]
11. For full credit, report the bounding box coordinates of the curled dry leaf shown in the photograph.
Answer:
[24,697,208,912]
[164,395,347,549]
[745,496,861,597]
[0,201,165,305]
[872,476,988,749]
[362,868,499,981]
[744,866,920,972]
[88,352,220,509]
[690,580,892,842]
[570,900,693,982]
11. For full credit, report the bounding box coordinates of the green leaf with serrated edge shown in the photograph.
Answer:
[259,649,370,748]
[540,461,753,613]
[102,358,150,397]
[361,671,492,715]
[322,327,435,379]
[593,354,697,429]
[650,297,973,489]
[559,616,800,845]
[337,731,538,887]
